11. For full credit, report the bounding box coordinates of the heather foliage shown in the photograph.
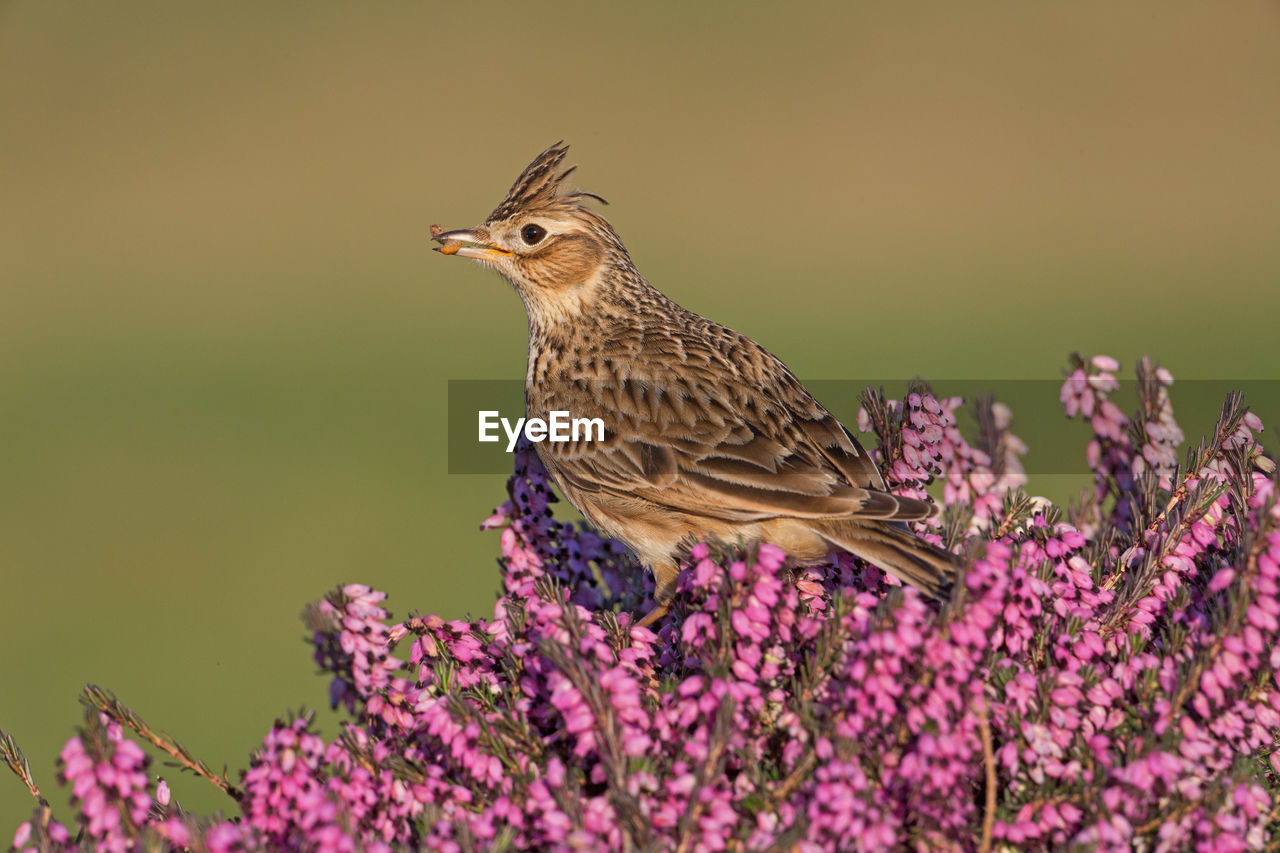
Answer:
[5,355,1280,851]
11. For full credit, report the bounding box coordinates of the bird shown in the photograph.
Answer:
[432,143,958,628]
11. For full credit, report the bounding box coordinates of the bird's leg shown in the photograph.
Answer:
[634,600,670,628]
[633,561,679,628]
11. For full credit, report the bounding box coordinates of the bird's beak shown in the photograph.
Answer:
[430,226,512,260]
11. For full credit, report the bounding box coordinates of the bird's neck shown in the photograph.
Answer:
[522,254,683,389]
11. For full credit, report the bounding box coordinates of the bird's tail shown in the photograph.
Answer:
[811,519,958,599]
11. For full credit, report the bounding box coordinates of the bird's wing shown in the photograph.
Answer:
[536,370,932,524]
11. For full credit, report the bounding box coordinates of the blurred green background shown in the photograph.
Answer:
[3,0,1279,830]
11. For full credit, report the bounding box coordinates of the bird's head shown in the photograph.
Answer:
[432,143,631,324]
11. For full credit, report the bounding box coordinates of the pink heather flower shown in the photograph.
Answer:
[1091,355,1120,372]
[7,361,1279,851]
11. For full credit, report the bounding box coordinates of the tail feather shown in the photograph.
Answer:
[854,490,940,522]
[812,519,958,599]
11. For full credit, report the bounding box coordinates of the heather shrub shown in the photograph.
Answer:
[5,354,1279,852]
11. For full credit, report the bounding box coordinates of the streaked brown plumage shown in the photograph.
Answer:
[434,143,957,626]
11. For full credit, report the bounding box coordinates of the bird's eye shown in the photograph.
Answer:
[521,223,547,245]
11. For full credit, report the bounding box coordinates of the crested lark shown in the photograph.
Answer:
[434,143,957,627]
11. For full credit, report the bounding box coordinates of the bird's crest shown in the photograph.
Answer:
[487,142,608,222]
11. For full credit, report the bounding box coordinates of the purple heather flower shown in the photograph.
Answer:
[6,356,1279,850]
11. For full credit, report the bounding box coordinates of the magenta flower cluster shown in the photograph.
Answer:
[7,355,1279,851]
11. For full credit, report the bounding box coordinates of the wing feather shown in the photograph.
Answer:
[534,349,934,525]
